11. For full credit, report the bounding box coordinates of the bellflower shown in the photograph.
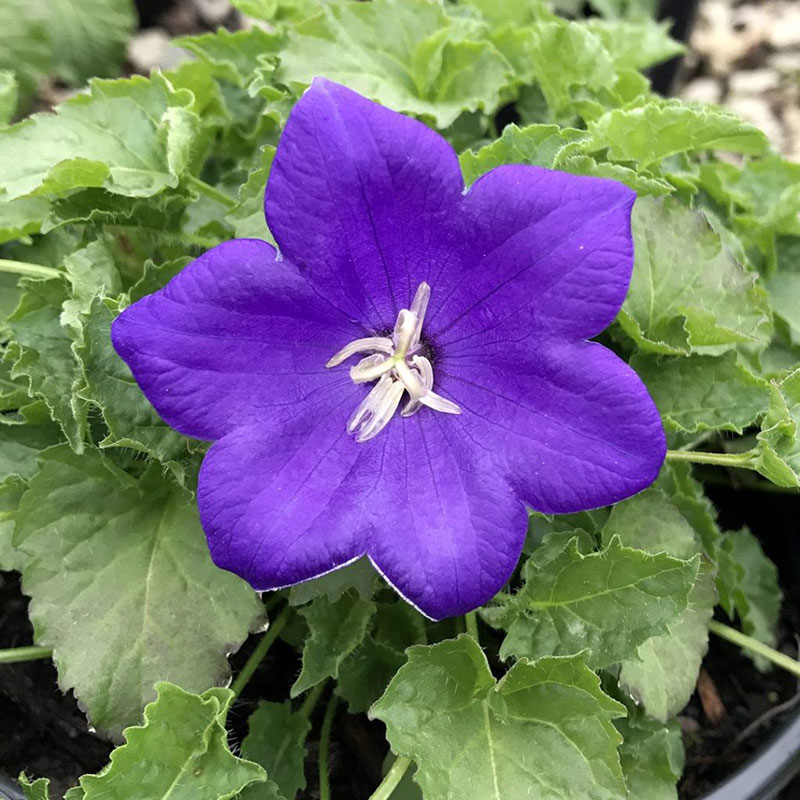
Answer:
[112,79,666,620]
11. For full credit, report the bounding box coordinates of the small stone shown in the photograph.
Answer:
[726,95,784,150]
[128,28,187,74]
[682,77,723,105]
[194,0,233,26]
[729,69,781,96]
[768,2,800,49]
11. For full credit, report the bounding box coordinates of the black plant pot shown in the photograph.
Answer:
[696,707,800,800]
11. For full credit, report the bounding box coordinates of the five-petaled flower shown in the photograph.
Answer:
[112,79,666,620]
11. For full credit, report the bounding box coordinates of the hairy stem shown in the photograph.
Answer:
[186,174,236,209]
[709,621,800,679]
[0,259,61,280]
[231,605,290,699]
[318,694,338,800]
[298,680,326,721]
[465,611,479,642]
[368,756,414,800]
[665,449,758,470]
[0,645,53,664]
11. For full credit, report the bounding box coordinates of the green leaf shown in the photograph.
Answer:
[336,601,426,712]
[585,20,684,71]
[0,73,201,201]
[0,477,25,570]
[77,296,190,462]
[0,421,62,483]
[39,0,136,86]
[279,0,511,128]
[586,100,769,168]
[79,683,266,799]
[241,702,310,800]
[291,591,376,697]
[19,775,51,800]
[177,28,284,89]
[0,196,50,244]
[459,123,586,183]
[767,272,800,346]
[631,352,770,434]
[498,537,699,669]
[5,277,87,450]
[0,1,49,109]
[718,528,781,669]
[619,568,715,722]
[226,146,276,241]
[618,197,772,356]
[288,557,378,606]
[371,637,627,800]
[617,715,684,800]
[755,369,800,487]
[231,0,319,24]
[14,447,264,736]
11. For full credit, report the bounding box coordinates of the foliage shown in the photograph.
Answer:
[2,0,796,798]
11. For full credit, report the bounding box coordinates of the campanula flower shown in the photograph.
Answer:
[112,79,665,619]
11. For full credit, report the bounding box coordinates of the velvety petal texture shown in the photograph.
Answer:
[113,77,666,620]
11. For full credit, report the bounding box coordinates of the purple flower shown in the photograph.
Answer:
[112,79,665,619]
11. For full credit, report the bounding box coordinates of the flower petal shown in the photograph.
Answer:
[438,339,666,513]
[198,379,373,588]
[265,78,464,330]
[427,165,636,348]
[112,239,362,440]
[367,414,526,620]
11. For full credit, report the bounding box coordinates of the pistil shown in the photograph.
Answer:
[326,282,461,442]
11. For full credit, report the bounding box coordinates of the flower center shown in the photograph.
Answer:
[326,282,461,442]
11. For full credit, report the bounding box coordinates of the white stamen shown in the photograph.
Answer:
[327,282,461,442]
[326,336,393,368]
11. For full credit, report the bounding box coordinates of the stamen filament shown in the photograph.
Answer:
[326,337,393,368]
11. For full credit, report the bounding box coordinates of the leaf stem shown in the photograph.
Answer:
[465,611,479,642]
[231,605,290,699]
[0,645,53,664]
[0,259,61,280]
[368,756,413,800]
[318,694,338,800]
[709,621,800,679]
[298,680,326,721]
[186,174,236,209]
[665,449,757,469]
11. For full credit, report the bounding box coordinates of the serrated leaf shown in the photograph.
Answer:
[617,715,683,800]
[631,352,770,434]
[618,197,772,356]
[459,123,586,184]
[279,0,511,128]
[371,637,627,800]
[14,446,264,736]
[5,277,87,449]
[77,296,190,462]
[0,73,201,201]
[231,0,319,24]
[226,146,276,241]
[498,537,698,669]
[718,528,781,670]
[291,591,376,697]
[19,775,51,800]
[79,683,266,799]
[38,0,136,86]
[0,196,50,244]
[0,477,25,570]
[177,28,284,89]
[241,702,310,800]
[0,421,62,482]
[755,369,800,487]
[586,100,769,168]
[767,272,800,347]
[585,20,684,71]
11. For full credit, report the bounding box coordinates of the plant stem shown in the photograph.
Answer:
[709,621,800,679]
[665,449,757,470]
[231,605,290,699]
[318,694,338,800]
[0,259,61,280]
[368,756,413,800]
[298,680,326,721]
[186,174,236,209]
[465,611,479,642]
[0,645,53,664]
